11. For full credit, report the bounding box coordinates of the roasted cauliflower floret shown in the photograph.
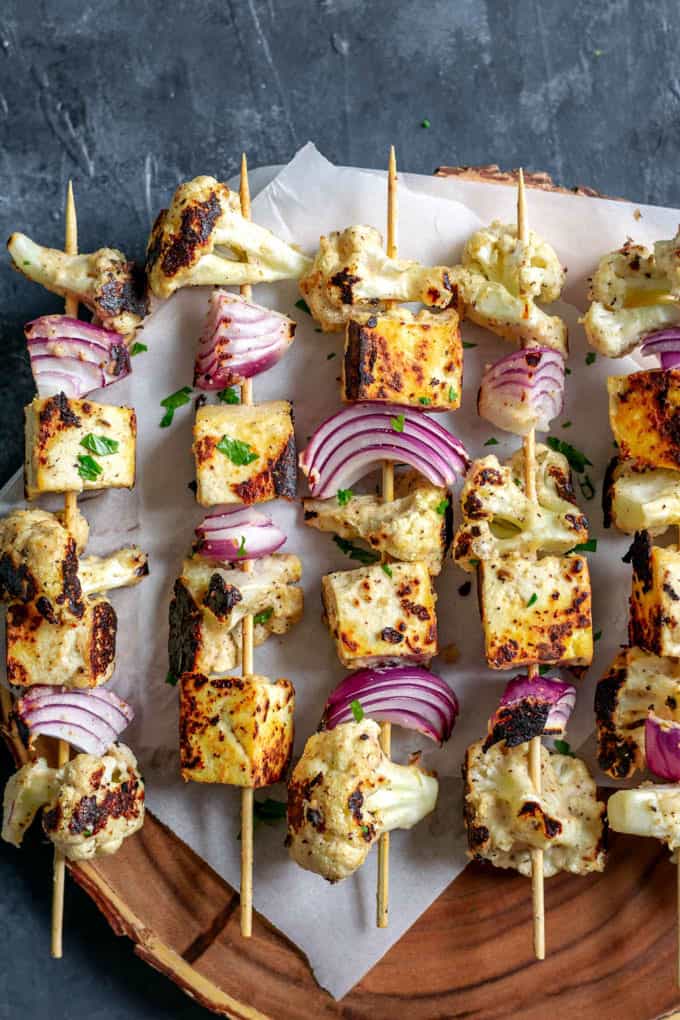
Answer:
[79,546,149,595]
[7,233,147,342]
[168,554,303,677]
[583,234,680,358]
[608,370,680,470]
[299,225,458,332]
[464,739,606,877]
[303,471,451,575]
[458,221,567,354]
[595,646,680,779]
[179,673,294,787]
[0,509,84,617]
[627,531,680,657]
[41,744,144,861]
[453,445,588,571]
[146,175,311,299]
[603,457,680,535]
[2,758,59,848]
[287,719,438,882]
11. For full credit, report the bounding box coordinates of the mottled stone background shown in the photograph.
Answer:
[0,1,678,1016]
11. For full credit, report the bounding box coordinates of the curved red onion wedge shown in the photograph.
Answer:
[645,711,680,780]
[640,328,680,370]
[194,290,296,389]
[195,506,286,561]
[24,315,131,398]
[478,347,565,436]
[16,686,134,757]
[483,674,576,751]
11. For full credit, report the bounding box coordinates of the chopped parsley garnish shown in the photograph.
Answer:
[484,437,499,446]
[448,386,458,402]
[526,593,538,608]
[80,434,119,456]
[217,387,240,404]
[419,396,432,405]
[351,699,365,722]
[565,366,572,375]
[435,497,449,515]
[469,558,480,567]
[579,474,596,501]
[421,118,431,128]
[337,488,353,506]
[295,298,311,315]
[253,607,273,626]
[561,421,572,429]
[217,435,259,465]
[553,739,575,757]
[538,665,551,676]
[570,538,597,554]
[130,341,148,356]
[77,454,103,481]
[546,436,592,473]
[236,535,247,557]
[254,797,287,824]
[160,386,192,427]
[585,351,597,366]
[327,351,337,360]
[381,563,393,577]
[333,535,380,564]
[165,670,178,687]
[462,341,477,349]
[594,629,602,642]
[390,414,405,433]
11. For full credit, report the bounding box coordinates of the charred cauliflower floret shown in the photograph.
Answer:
[7,234,147,342]
[2,757,59,847]
[583,234,680,358]
[464,739,606,877]
[458,221,567,354]
[146,175,311,299]
[453,445,588,571]
[0,509,84,617]
[287,719,438,882]
[603,457,680,535]
[299,225,459,332]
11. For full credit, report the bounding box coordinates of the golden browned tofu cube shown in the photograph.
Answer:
[179,673,294,787]
[321,560,437,668]
[6,596,117,688]
[193,401,296,506]
[479,554,593,669]
[608,369,680,470]
[24,394,136,499]
[343,307,462,409]
[628,532,680,656]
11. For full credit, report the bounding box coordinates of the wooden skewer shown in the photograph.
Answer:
[239,153,255,939]
[517,168,545,960]
[377,145,398,929]
[51,179,78,960]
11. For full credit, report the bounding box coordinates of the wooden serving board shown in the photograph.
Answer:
[4,166,680,1020]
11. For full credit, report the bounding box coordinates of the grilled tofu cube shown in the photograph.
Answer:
[24,394,136,499]
[193,400,296,506]
[603,456,680,535]
[342,307,462,409]
[6,595,116,688]
[608,370,680,470]
[628,531,680,656]
[479,554,593,669]
[595,646,680,779]
[168,554,303,676]
[464,739,606,877]
[321,560,437,669]
[179,673,294,787]
[303,471,450,574]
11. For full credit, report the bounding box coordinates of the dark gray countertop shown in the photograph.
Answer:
[1,1,678,1016]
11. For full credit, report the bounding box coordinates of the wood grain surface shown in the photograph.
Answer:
[5,166,679,1019]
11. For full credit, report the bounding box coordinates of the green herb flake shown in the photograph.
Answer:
[239,797,288,836]
[484,437,499,447]
[390,414,405,433]
[585,351,597,366]
[327,352,337,360]
[569,538,598,554]
[351,698,365,722]
[22,260,31,266]
[253,607,273,626]
[160,385,192,427]
[462,341,477,349]
[526,593,538,608]
[553,738,576,757]
[565,366,572,375]
[546,436,592,473]
[130,341,148,356]
[337,488,353,506]
[594,629,602,642]
[538,665,551,676]
[381,563,393,577]
[216,435,259,466]
[562,421,572,429]
[295,298,311,315]
[236,535,247,558]
[77,454,103,481]
[419,396,432,405]
[448,386,458,402]
[165,670,178,687]
[435,497,449,515]
[421,118,431,128]
[80,433,119,456]
[469,558,480,567]
[217,387,240,404]
[333,535,381,565]
[579,474,596,501]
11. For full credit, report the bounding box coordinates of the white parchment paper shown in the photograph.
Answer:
[4,143,680,999]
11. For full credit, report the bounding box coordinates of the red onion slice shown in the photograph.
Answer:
[195,506,286,561]
[300,403,469,498]
[640,328,680,370]
[194,291,296,390]
[478,347,565,436]
[16,686,134,757]
[483,674,576,751]
[645,711,680,780]
[25,315,131,398]
[320,666,459,745]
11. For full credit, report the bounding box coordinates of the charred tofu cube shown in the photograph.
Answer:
[464,739,606,877]
[595,646,680,779]
[321,560,437,668]
[608,370,680,470]
[179,672,294,787]
[628,531,680,656]
[343,307,462,409]
[603,456,680,535]
[6,595,117,688]
[479,554,593,669]
[193,401,296,506]
[24,394,136,499]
